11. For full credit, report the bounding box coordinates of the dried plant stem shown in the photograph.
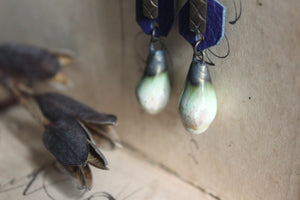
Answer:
[4,80,50,127]
[13,88,49,127]
[0,97,18,112]
[16,82,35,95]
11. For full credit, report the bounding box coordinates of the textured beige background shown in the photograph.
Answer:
[0,0,299,200]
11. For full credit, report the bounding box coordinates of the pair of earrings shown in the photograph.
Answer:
[136,0,226,134]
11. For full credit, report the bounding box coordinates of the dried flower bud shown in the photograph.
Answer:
[0,43,60,80]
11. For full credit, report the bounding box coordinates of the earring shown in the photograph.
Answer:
[178,0,226,134]
[135,0,175,114]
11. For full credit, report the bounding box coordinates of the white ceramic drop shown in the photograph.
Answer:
[136,43,171,114]
[178,56,217,134]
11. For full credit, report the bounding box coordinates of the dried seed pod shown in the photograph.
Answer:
[35,92,121,149]
[0,43,61,80]
[43,118,89,166]
[35,92,117,125]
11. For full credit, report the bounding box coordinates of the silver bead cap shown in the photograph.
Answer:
[187,55,211,85]
[144,45,167,76]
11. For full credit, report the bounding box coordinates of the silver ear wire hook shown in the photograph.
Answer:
[150,27,165,51]
[151,27,159,42]
[193,34,205,61]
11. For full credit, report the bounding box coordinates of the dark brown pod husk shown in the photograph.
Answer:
[87,140,108,169]
[81,164,93,190]
[63,165,86,190]
[43,118,89,166]
[0,43,60,80]
[35,92,117,125]
[83,122,122,150]
[63,165,92,190]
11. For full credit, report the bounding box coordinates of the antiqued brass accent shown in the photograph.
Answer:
[189,0,207,34]
[143,0,159,19]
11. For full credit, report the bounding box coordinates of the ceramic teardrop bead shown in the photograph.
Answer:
[178,56,217,134]
[136,44,171,114]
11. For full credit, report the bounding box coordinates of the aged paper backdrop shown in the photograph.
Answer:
[0,0,299,200]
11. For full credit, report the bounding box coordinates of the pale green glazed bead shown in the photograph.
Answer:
[136,72,171,114]
[179,56,217,134]
[179,81,217,134]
